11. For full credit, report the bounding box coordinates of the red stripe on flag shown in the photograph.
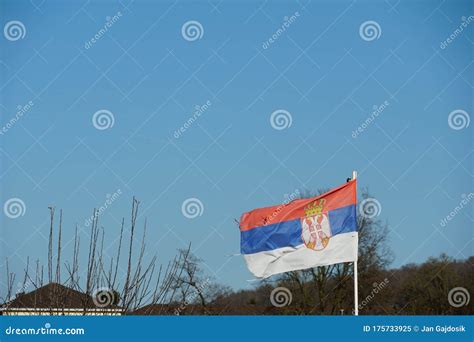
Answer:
[240,180,356,231]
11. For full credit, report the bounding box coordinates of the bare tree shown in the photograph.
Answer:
[2,197,192,315]
[170,250,232,315]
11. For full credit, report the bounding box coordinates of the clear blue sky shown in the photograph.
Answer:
[0,0,472,293]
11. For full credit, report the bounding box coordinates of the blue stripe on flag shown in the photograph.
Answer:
[240,204,356,254]
[240,219,302,254]
[328,204,357,235]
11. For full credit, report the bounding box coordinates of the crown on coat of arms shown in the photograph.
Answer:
[304,198,326,217]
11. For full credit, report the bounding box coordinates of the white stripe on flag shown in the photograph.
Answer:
[243,232,358,278]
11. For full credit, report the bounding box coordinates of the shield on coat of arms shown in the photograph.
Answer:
[301,214,331,251]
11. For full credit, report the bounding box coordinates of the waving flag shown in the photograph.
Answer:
[240,180,358,278]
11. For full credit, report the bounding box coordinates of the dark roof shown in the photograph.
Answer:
[129,303,284,315]
[129,304,178,315]
[1,283,121,311]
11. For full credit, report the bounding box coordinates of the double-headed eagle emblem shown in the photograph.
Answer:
[301,199,331,251]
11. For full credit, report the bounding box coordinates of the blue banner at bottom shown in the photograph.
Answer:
[0,316,471,342]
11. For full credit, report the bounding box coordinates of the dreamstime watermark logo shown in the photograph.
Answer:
[92,287,117,308]
[4,322,85,336]
[92,109,115,130]
[448,287,470,308]
[283,189,300,205]
[15,279,33,297]
[352,101,390,138]
[359,198,381,219]
[0,278,36,308]
[439,193,473,227]
[4,20,26,41]
[181,198,204,219]
[3,198,26,219]
[0,101,34,136]
[448,109,470,130]
[270,109,292,130]
[440,16,474,49]
[174,100,212,139]
[270,287,292,307]
[181,20,204,42]
[354,278,390,313]
[84,190,122,227]
[261,189,300,226]
[359,21,382,41]
[84,12,123,49]
[262,12,300,49]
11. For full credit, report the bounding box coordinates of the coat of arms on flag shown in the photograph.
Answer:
[301,198,331,251]
[240,179,358,278]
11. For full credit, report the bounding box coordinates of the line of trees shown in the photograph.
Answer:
[209,190,473,315]
[211,254,473,315]
[1,194,472,315]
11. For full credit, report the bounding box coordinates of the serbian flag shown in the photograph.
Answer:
[240,180,358,278]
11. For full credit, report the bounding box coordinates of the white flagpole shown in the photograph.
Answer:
[352,170,358,316]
